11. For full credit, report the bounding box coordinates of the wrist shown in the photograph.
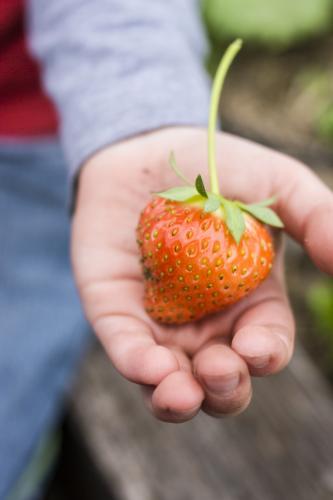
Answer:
[75,127,206,210]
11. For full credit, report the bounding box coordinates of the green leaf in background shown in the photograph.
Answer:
[7,430,60,500]
[239,203,284,228]
[223,200,245,244]
[204,194,221,212]
[202,0,332,50]
[317,105,333,143]
[307,281,333,333]
[195,175,208,198]
[156,186,198,202]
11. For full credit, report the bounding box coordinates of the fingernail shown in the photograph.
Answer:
[204,373,240,395]
[248,355,270,369]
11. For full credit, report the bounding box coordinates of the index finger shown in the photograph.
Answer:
[274,160,333,275]
[220,133,333,275]
[71,178,179,386]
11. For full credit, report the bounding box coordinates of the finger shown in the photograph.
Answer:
[272,156,333,274]
[72,150,183,384]
[299,202,333,274]
[193,344,252,417]
[231,282,295,377]
[94,311,180,385]
[220,134,333,275]
[141,347,194,420]
[150,371,204,423]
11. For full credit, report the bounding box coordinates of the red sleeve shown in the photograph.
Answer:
[0,0,58,136]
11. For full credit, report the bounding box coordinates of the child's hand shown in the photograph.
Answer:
[72,128,333,422]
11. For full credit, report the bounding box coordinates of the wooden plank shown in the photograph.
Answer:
[69,343,333,500]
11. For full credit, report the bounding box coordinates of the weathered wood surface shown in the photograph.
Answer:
[69,342,333,500]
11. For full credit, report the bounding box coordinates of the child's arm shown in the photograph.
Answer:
[28,0,210,182]
[72,128,333,421]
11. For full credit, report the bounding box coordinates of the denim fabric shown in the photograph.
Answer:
[0,139,92,499]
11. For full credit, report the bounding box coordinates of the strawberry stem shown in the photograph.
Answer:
[208,39,243,196]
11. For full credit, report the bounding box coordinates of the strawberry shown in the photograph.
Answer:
[137,197,275,324]
[136,39,284,325]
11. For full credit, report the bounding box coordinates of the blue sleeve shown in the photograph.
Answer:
[28,0,211,180]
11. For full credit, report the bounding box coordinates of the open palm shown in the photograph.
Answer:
[72,128,333,421]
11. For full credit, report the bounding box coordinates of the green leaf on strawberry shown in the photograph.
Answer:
[237,202,284,228]
[156,186,198,202]
[195,175,208,198]
[252,196,277,207]
[169,151,192,186]
[204,193,221,213]
[223,200,246,244]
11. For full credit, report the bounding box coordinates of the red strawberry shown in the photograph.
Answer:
[137,197,274,324]
[136,39,283,325]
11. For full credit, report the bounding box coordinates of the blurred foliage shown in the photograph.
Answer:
[202,0,333,50]
[291,68,333,144]
[318,104,333,141]
[7,431,60,500]
[307,280,333,363]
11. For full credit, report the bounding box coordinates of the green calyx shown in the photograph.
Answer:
[157,153,283,243]
[156,39,284,244]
